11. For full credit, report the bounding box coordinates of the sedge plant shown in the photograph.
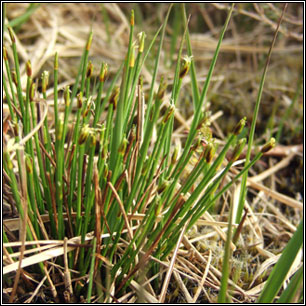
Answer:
[3,4,303,303]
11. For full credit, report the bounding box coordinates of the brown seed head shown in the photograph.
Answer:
[54,52,58,70]
[30,82,36,101]
[86,32,93,51]
[99,63,108,83]
[179,56,192,79]
[41,71,49,93]
[109,86,120,110]
[138,32,146,53]
[8,27,15,43]
[232,117,246,135]
[26,60,32,77]
[230,138,247,162]
[162,105,175,124]
[130,10,134,26]
[261,137,276,153]
[204,143,215,163]
[12,71,18,87]
[3,46,8,61]
[78,125,90,145]
[86,61,94,79]
[77,92,83,109]
[25,155,33,174]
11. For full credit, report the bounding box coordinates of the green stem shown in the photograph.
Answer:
[236,4,286,223]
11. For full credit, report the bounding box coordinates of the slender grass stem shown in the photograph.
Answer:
[53,53,59,129]
[143,5,172,134]
[86,237,97,303]
[218,198,234,303]
[182,4,200,108]
[276,70,303,142]
[3,47,18,120]
[236,4,287,223]
[8,27,25,118]
[76,143,86,236]
[110,11,134,173]
[172,3,234,180]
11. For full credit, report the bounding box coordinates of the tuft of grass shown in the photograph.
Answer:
[3,3,303,303]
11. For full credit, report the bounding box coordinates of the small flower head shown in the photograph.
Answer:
[78,124,90,145]
[230,138,247,162]
[99,63,108,83]
[130,10,134,26]
[77,92,83,109]
[86,31,93,51]
[171,145,180,165]
[138,31,146,53]
[8,26,15,43]
[86,61,94,79]
[78,124,100,146]
[261,137,276,153]
[82,96,94,118]
[198,120,213,145]
[191,138,201,152]
[109,86,120,110]
[157,179,172,194]
[5,138,23,154]
[204,143,215,163]
[12,71,18,87]
[179,55,192,79]
[26,60,32,77]
[41,71,49,93]
[118,137,128,155]
[232,117,247,136]
[162,105,175,124]
[25,155,33,174]
[3,46,8,61]
[54,52,58,70]
[30,82,36,101]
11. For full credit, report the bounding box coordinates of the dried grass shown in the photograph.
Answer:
[3,3,303,303]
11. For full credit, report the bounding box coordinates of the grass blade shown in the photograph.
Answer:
[218,198,234,303]
[257,219,303,303]
[236,3,288,223]
[86,237,97,303]
[276,265,303,303]
[172,3,235,179]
